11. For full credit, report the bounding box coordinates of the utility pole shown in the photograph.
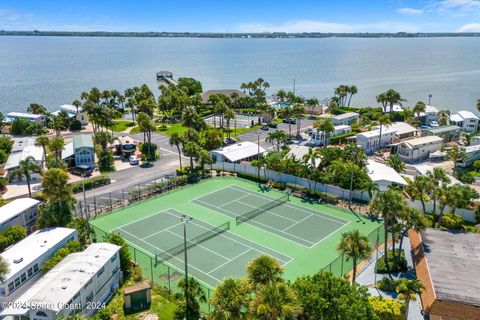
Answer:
[181,215,193,320]
[257,131,261,183]
[82,173,87,218]
[428,94,432,105]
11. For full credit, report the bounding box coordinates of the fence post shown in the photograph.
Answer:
[94,196,97,216]
[122,189,125,204]
[168,267,171,295]
[341,256,344,276]
[150,256,154,282]
[109,192,113,211]
[133,248,137,262]
[138,184,141,201]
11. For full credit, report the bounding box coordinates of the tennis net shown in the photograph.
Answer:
[155,221,230,264]
[235,194,289,225]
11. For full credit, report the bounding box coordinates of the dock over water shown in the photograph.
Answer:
[156,71,178,85]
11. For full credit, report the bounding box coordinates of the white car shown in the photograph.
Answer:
[129,155,139,165]
[429,121,439,127]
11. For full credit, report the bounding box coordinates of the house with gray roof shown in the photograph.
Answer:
[62,135,95,168]
[421,125,461,143]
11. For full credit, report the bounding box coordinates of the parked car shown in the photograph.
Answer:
[224,137,237,145]
[429,121,439,127]
[282,118,297,124]
[129,155,140,165]
[261,125,269,131]
[268,122,278,128]
[69,165,94,177]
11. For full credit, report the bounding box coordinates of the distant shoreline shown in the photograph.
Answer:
[2,31,480,38]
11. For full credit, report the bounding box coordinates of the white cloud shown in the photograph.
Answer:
[459,22,480,31]
[431,0,480,15]
[235,20,421,33]
[397,7,424,15]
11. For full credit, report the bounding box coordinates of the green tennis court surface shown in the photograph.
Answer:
[91,177,383,289]
[113,208,291,287]
[192,185,349,247]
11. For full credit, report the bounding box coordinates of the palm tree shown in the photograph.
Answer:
[174,276,207,320]
[446,145,466,175]
[292,103,305,137]
[0,257,8,283]
[12,156,42,197]
[412,101,426,124]
[337,229,372,283]
[396,279,425,320]
[343,143,367,208]
[210,278,251,320]
[426,167,450,215]
[477,98,480,113]
[48,136,65,162]
[406,175,432,213]
[280,107,293,137]
[169,133,183,170]
[397,207,426,263]
[35,135,50,161]
[247,255,283,287]
[385,154,406,173]
[376,113,392,152]
[370,189,407,270]
[137,112,156,161]
[437,109,450,126]
[266,130,287,152]
[250,281,301,320]
[306,97,319,117]
[347,85,358,107]
[224,107,236,139]
[314,119,335,147]
[27,103,48,115]
[377,89,405,113]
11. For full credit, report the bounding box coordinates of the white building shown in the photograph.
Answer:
[393,136,443,163]
[449,110,479,132]
[52,104,89,126]
[1,243,121,320]
[5,146,44,181]
[382,104,404,113]
[420,105,439,125]
[366,160,407,191]
[5,112,47,126]
[457,144,480,168]
[209,142,266,163]
[310,125,351,145]
[331,112,359,126]
[0,198,40,233]
[356,127,396,154]
[373,122,418,141]
[0,228,78,306]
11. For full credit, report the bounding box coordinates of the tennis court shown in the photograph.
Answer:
[191,185,349,247]
[112,208,291,287]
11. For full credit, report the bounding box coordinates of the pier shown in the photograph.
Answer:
[156,71,178,85]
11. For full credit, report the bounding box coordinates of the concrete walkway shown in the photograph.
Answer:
[356,236,425,320]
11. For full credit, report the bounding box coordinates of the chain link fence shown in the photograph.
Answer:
[76,174,187,219]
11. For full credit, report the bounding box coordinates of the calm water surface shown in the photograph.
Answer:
[0,36,479,114]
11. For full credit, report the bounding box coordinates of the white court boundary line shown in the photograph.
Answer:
[164,209,292,265]
[229,185,349,224]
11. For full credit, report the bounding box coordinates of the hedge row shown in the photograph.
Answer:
[71,175,111,193]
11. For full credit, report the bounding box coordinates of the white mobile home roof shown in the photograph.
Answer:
[402,136,443,148]
[366,160,407,186]
[457,110,479,120]
[424,105,439,113]
[0,198,40,226]
[0,228,77,280]
[377,122,418,136]
[449,113,463,123]
[357,126,396,138]
[211,142,266,162]
[4,146,44,170]
[6,112,44,120]
[332,112,359,120]
[13,243,120,312]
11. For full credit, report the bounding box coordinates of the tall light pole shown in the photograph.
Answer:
[181,215,193,320]
[257,131,261,183]
[428,94,432,105]
[82,172,87,219]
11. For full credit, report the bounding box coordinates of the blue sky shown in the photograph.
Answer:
[1,0,480,32]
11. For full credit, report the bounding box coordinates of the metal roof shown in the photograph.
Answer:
[421,228,480,306]
[422,125,461,134]
[210,142,266,162]
[73,135,94,150]
[0,198,40,226]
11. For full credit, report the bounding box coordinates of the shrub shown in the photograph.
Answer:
[457,172,475,184]
[69,119,82,131]
[141,142,158,161]
[97,150,114,171]
[71,175,111,193]
[330,132,357,144]
[0,225,27,251]
[440,213,464,230]
[0,177,7,191]
[377,277,401,292]
[375,250,407,274]
[42,240,83,271]
[369,296,403,320]
[0,135,13,153]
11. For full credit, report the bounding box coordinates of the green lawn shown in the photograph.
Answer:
[112,121,136,132]
[156,123,188,136]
